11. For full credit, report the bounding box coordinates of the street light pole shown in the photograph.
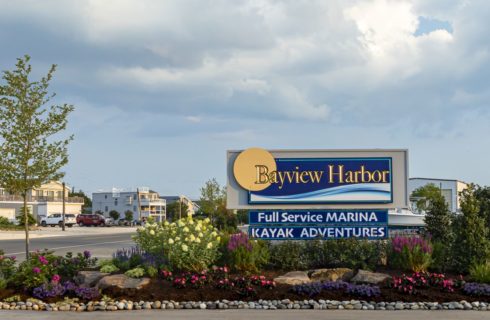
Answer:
[62,182,66,231]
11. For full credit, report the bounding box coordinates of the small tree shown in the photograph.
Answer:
[199,178,226,218]
[166,200,189,221]
[124,210,133,221]
[16,206,36,226]
[69,189,92,213]
[474,185,490,233]
[109,210,120,221]
[0,56,74,259]
[451,184,490,272]
[424,196,453,243]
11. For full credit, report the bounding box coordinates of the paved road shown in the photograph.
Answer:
[0,310,489,320]
[0,232,135,261]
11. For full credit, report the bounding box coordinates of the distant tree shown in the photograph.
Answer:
[237,209,249,225]
[166,200,189,221]
[124,210,133,221]
[69,189,92,213]
[451,184,490,272]
[424,196,453,243]
[109,210,120,221]
[199,178,226,217]
[411,184,445,213]
[0,55,74,260]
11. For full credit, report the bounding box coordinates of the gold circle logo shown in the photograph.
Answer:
[233,148,276,191]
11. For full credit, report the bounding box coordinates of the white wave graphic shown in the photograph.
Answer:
[250,183,391,203]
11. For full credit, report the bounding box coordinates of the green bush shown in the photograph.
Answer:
[133,216,221,272]
[13,250,58,290]
[100,263,119,274]
[304,239,387,271]
[0,250,16,287]
[146,266,158,278]
[0,216,13,226]
[125,266,145,278]
[226,233,269,273]
[469,262,490,283]
[16,207,36,226]
[268,241,307,271]
[430,241,452,272]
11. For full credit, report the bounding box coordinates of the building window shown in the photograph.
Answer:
[133,206,137,212]
[105,195,107,199]
[115,200,118,206]
[105,206,108,212]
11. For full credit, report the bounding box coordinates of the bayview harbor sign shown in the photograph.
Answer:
[227,148,409,240]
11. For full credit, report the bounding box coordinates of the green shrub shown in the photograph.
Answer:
[469,262,490,283]
[100,263,119,274]
[13,250,58,290]
[125,266,145,278]
[226,233,269,273]
[0,277,7,290]
[268,241,307,271]
[0,216,13,226]
[146,266,158,278]
[133,216,221,272]
[430,241,452,272]
[303,239,387,271]
[16,207,36,226]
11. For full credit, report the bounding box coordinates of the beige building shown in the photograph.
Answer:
[409,178,468,213]
[0,181,84,222]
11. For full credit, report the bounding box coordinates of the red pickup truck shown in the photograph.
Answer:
[76,213,106,227]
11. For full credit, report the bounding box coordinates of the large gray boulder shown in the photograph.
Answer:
[274,271,311,285]
[350,269,390,285]
[75,271,110,287]
[97,274,151,290]
[310,268,354,282]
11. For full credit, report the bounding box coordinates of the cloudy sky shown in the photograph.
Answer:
[1,0,489,198]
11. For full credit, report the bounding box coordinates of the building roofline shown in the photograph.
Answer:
[410,177,468,184]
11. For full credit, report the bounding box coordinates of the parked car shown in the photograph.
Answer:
[40,213,76,227]
[76,213,107,227]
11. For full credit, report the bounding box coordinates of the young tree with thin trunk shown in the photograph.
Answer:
[0,55,74,260]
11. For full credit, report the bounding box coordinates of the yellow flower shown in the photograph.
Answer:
[190,234,195,241]
[168,238,174,244]
[149,230,155,236]
[164,221,169,226]
[188,219,194,225]
[175,237,180,241]
[211,231,217,237]
[207,243,213,249]
[182,244,188,252]
[195,238,201,243]
[216,236,221,242]
[177,221,184,227]
[198,232,203,238]
[183,227,189,233]
[195,225,201,231]
[204,218,210,224]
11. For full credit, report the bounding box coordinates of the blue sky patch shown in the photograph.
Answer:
[415,16,453,36]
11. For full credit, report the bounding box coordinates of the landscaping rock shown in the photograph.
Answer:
[310,268,354,282]
[75,271,110,287]
[274,271,311,285]
[97,274,151,290]
[350,269,390,285]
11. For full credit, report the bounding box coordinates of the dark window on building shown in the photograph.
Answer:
[105,206,108,212]
[105,195,107,199]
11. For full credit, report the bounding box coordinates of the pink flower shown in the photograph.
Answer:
[38,255,48,265]
[32,267,41,274]
[52,274,61,283]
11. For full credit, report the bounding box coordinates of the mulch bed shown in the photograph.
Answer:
[102,278,489,303]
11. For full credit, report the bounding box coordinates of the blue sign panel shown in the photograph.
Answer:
[249,210,388,225]
[249,157,392,204]
[249,226,388,240]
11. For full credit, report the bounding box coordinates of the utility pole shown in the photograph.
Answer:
[179,197,182,220]
[62,182,66,231]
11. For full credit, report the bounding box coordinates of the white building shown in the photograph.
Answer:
[409,178,468,213]
[0,181,84,223]
[92,187,166,222]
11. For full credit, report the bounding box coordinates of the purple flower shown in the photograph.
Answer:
[227,233,253,252]
[32,267,41,274]
[83,250,91,259]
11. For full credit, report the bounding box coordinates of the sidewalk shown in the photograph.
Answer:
[0,226,138,240]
